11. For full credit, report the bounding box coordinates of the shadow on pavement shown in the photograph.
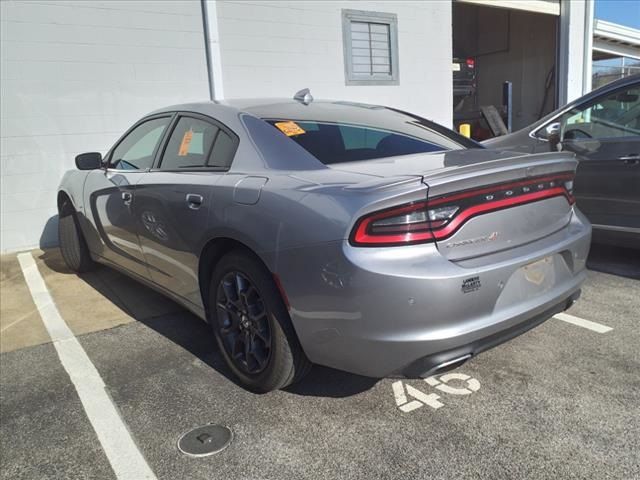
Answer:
[284,367,378,397]
[586,244,640,280]
[38,248,377,398]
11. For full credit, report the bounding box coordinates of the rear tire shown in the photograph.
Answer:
[209,251,311,392]
[58,202,95,273]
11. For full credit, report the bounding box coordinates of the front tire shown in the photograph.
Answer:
[209,251,311,392]
[58,203,95,273]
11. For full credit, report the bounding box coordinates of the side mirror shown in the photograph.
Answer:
[75,152,103,170]
[545,122,561,151]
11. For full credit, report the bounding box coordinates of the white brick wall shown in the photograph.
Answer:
[0,0,210,252]
[0,0,454,252]
[215,0,453,125]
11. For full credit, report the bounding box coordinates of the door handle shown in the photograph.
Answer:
[618,154,640,164]
[186,193,203,210]
[121,192,132,205]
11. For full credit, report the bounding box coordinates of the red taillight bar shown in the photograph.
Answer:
[351,200,433,246]
[350,172,575,247]
[429,187,569,239]
[428,173,574,207]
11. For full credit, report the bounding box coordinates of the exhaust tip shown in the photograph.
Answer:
[429,354,472,376]
[411,353,472,379]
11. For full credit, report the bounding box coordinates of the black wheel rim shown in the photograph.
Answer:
[216,271,271,375]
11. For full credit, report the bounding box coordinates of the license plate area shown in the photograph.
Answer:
[523,256,554,286]
[495,255,560,310]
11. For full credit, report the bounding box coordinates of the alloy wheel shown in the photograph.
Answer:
[216,271,272,374]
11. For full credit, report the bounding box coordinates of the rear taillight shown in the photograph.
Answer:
[350,172,575,247]
[466,58,475,68]
[351,202,458,246]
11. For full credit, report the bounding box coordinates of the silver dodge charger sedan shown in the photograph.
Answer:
[57,91,591,392]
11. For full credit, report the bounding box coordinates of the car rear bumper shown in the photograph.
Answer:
[274,209,591,378]
[399,288,581,377]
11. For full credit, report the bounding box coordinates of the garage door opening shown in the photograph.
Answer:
[452,1,559,140]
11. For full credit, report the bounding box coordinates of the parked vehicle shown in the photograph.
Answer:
[57,92,590,392]
[485,74,640,249]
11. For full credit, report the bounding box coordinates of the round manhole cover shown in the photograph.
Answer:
[177,424,233,457]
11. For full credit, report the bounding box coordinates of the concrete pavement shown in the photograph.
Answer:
[1,245,638,479]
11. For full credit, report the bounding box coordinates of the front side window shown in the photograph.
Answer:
[342,9,399,85]
[267,119,465,165]
[110,117,170,170]
[160,117,219,170]
[559,86,640,141]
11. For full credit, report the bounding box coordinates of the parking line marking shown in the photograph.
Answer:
[392,380,408,405]
[17,253,157,480]
[553,312,613,334]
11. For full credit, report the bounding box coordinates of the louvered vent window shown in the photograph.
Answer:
[342,10,399,85]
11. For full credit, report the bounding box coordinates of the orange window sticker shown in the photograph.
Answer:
[275,121,306,137]
[178,129,194,156]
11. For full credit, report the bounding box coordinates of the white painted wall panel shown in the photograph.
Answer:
[215,0,453,126]
[0,0,210,252]
[558,0,589,105]
[1,0,455,253]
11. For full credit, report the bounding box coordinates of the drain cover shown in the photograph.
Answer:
[177,424,233,457]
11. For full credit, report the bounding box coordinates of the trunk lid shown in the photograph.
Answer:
[422,150,577,260]
[334,148,577,259]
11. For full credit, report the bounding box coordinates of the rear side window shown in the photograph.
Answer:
[110,117,170,170]
[267,120,451,164]
[208,130,236,168]
[160,117,219,169]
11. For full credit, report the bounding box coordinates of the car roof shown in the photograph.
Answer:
[150,98,390,122]
[149,97,479,151]
[147,98,396,135]
[227,99,417,127]
[150,98,399,132]
[223,98,387,115]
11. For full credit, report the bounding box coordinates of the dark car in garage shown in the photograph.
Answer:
[484,75,640,249]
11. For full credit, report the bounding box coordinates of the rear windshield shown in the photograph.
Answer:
[265,115,476,165]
